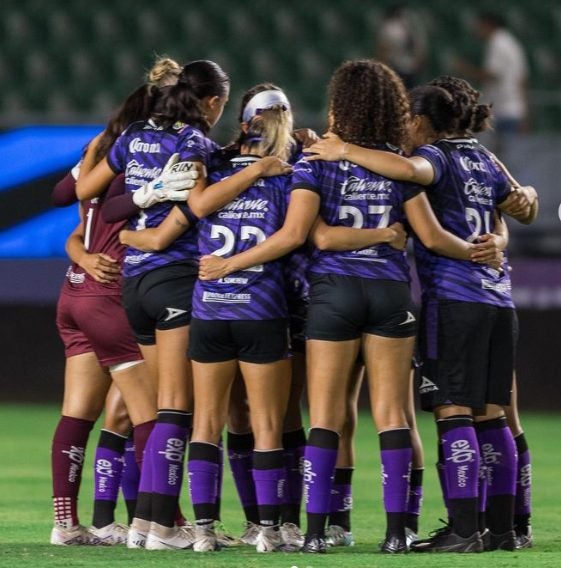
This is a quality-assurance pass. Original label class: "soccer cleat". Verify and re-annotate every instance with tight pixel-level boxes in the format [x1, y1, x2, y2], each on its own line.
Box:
[486, 529, 516, 551]
[325, 524, 355, 547]
[405, 527, 418, 550]
[380, 534, 408, 554]
[240, 521, 261, 545]
[193, 523, 219, 552]
[280, 522, 305, 551]
[127, 518, 150, 549]
[301, 534, 327, 553]
[255, 525, 283, 552]
[88, 522, 128, 545]
[50, 524, 104, 546]
[410, 519, 452, 550]
[215, 521, 240, 547]
[514, 526, 533, 549]
[145, 522, 195, 550]
[410, 529, 483, 553]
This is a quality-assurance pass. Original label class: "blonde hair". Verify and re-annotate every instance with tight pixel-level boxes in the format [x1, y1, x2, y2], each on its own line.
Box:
[146, 56, 181, 91]
[243, 106, 294, 162]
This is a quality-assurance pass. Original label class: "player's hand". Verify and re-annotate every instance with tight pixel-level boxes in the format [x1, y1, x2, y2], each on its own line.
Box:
[470, 233, 505, 269]
[132, 153, 199, 208]
[198, 254, 232, 281]
[387, 222, 407, 250]
[500, 186, 536, 218]
[293, 128, 320, 148]
[79, 252, 120, 283]
[255, 156, 292, 177]
[303, 132, 346, 161]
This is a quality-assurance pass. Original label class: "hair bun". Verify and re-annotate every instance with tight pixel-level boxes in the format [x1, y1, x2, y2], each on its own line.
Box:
[147, 57, 181, 87]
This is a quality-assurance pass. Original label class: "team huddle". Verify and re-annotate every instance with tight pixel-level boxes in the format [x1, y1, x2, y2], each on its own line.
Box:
[49, 55, 538, 554]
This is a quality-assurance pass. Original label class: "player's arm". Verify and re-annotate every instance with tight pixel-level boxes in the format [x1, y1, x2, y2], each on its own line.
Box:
[75, 156, 117, 201]
[65, 212, 120, 283]
[304, 132, 435, 185]
[404, 192, 474, 260]
[119, 206, 190, 252]
[198, 189, 320, 280]
[187, 156, 292, 218]
[311, 217, 407, 251]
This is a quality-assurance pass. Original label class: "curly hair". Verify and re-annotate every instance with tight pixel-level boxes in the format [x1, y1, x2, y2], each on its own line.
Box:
[328, 59, 410, 149]
[429, 75, 492, 134]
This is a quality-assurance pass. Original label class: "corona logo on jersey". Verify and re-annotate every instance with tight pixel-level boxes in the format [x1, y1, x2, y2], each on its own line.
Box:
[460, 156, 487, 172]
[128, 137, 161, 154]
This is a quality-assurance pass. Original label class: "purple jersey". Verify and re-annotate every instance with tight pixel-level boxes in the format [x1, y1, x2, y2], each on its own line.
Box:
[290, 150, 422, 282]
[412, 138, 514, 307]
[192, 156, 290, 320]
[107, 120, 220, 278]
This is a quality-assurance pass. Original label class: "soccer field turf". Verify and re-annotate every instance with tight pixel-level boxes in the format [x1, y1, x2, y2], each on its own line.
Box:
[1, 404, 559, 567]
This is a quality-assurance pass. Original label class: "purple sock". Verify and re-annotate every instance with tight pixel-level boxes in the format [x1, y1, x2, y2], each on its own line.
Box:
[438, 416, 479, 537]
[51, 415, 94, 528]
[282, 428, 306, 525]
[477, 417, 517, 534]
[514, 433, 531, 525]
[227, 432, 258, 523]
[253, 449, 285, 527]
[121, 436, 140, 524]
[304, 428, 339, 537]
[328, 467, 353, 531]
[189, 442, 220, 524]
[92, 429, 127, 528]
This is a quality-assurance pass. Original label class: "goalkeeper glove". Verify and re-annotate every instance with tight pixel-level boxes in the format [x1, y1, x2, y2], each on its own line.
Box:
[132, 153, 199, 209]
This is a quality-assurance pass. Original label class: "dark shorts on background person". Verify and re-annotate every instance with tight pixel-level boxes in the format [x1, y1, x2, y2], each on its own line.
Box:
[122, 263, 196, 345]
[287, 297, 309, 354]
[189, 318, 290, 364]
[418, 299, 518, 411]
[56, 291, 141, 367]
[306, 274, 417, 341]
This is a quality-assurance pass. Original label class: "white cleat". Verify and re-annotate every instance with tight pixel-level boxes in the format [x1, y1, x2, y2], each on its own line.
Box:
[280, 522, 304, 551]
[405, 526, 418, 550]
[126, 518, 150, 549]
[88, 522, 128, 545]
[50, 524, 104, 546]
[145, 522, 195, 550]
[193, 523, 219, 552]
[239, 521, 260, 545]
[256, 525, 283, 553]
[325, 524, 355, 547]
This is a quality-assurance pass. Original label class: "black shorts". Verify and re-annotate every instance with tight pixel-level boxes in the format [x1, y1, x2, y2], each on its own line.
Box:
[418, 299, 518, 412]
[306, 274, 417, 341]
[122, 264, 196, 345]
[287, 297, 309, 354]
[189, 318, 290, 364]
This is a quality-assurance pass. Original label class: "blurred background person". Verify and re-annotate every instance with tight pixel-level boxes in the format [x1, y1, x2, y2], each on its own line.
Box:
[376, 3, 427, 88]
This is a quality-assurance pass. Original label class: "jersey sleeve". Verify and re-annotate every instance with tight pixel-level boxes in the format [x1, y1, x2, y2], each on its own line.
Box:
[176, 128, 216, 168]
[51, 172, 77, 207]
[289, 158, 321, 194]
[106, 132, 127, 174]
[412, 144, 445, 186]
[401, 182, 425, 202]
[493, 167, 512, 204]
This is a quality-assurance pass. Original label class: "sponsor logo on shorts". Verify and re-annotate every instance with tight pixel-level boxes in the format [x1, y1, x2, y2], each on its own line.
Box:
[399, 311, 416, 325]
[481, 279, 511, 294]
[164, 307, 187, 321]
[202, 291, 251, 304]
[419, 376, 439, 394]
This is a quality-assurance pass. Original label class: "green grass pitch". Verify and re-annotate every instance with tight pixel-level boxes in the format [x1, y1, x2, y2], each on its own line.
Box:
[1, 404, 560, 567]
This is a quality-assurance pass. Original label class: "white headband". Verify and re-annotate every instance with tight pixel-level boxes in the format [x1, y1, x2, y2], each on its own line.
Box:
[242, 89, 291, 123]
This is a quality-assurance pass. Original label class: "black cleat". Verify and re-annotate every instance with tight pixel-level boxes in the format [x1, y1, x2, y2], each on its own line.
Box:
[410, 519, 452, 551]
[380, 534, 408, 554]
[410, 529, 483, 553]
[301, 534, 327, 553]
[485, 529, 516, 551]
[514, 526, 533, 549]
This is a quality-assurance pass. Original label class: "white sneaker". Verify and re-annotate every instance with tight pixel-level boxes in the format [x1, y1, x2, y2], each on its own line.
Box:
[256, 525, 282, 553]
[50, 524, 104, 546]
[193, 523, 218, 552]
[325, 524, 355, 547]
[280, 522, 304, 551]
[88, 522, 128, 545]
[127, 518, 150, 549]
[239, 521, 260, 545]
[145, 522, 195, 550]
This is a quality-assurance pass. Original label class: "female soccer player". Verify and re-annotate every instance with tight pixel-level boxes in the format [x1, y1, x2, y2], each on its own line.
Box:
[49, 58, 185, 546]
[198, 60, 494, 554]
[305, 77, 537, 552]
[77, 61, 290, 550]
